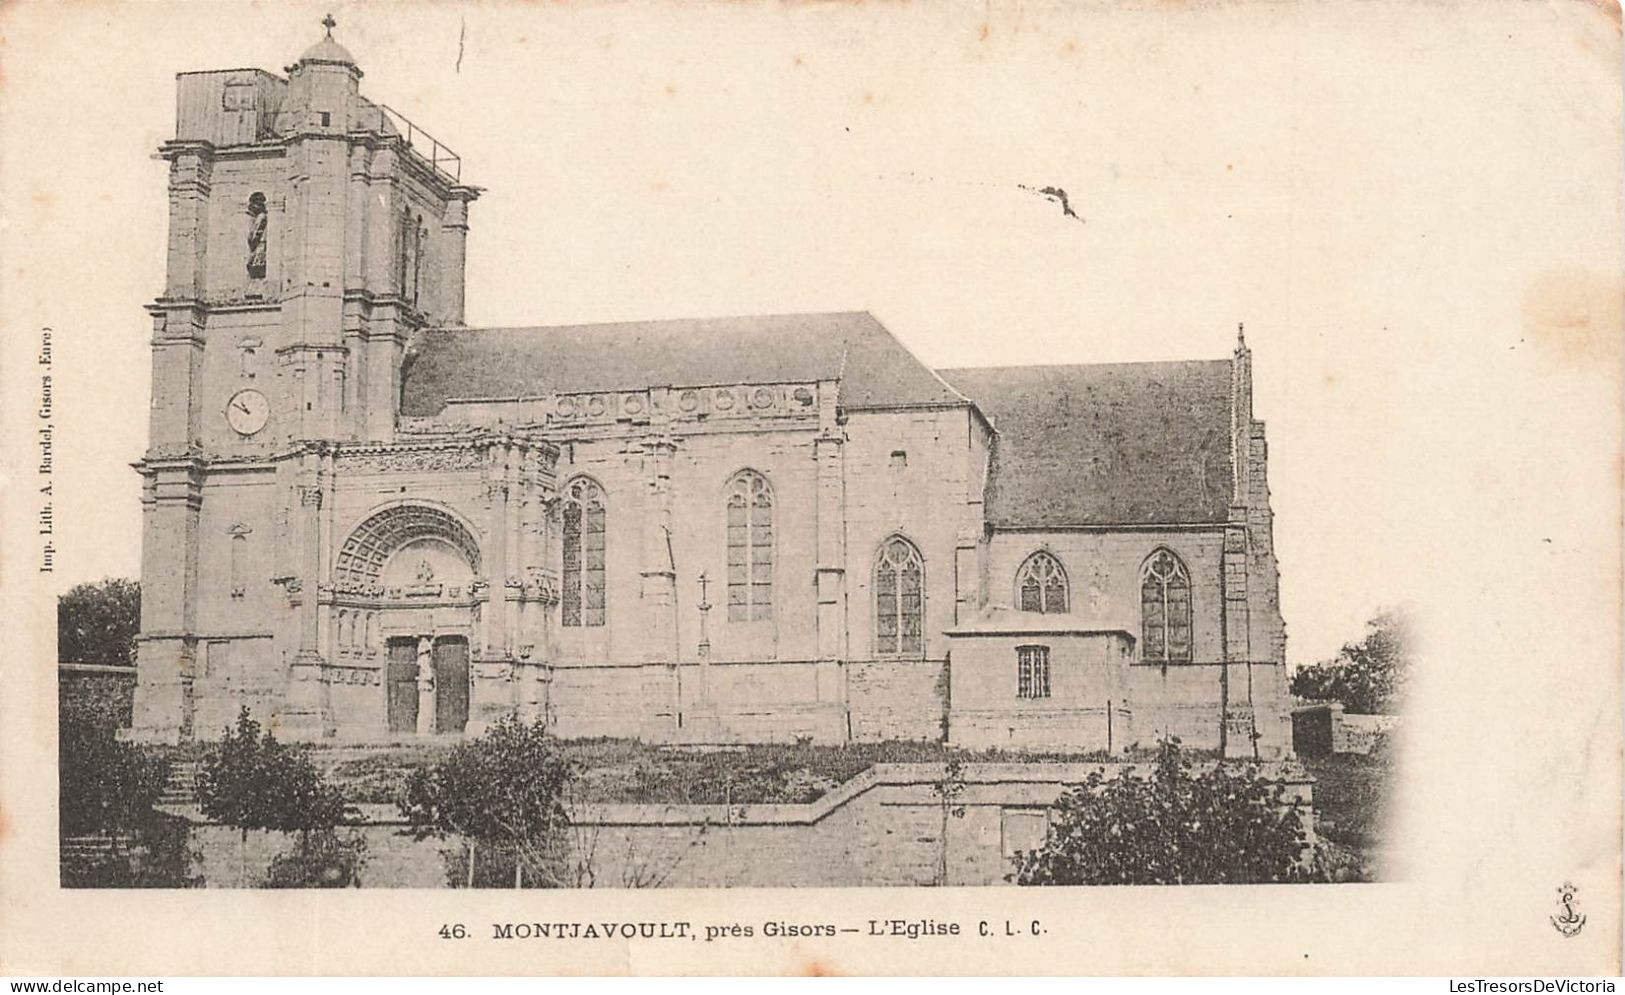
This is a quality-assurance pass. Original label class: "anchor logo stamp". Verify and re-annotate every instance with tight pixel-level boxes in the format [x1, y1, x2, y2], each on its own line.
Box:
[1550, 881, 1586, 938]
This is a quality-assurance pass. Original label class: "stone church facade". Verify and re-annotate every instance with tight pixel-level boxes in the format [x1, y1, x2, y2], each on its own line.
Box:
[129, 28, 1292, 759]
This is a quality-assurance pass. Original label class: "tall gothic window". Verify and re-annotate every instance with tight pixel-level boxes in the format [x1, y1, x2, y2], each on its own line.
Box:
[874, 535, 924, 657]
[1141, 548, 1192, 663]
[725, 470, 773, 622]
[1017, 550, 1068, 613]
[562, 477, 606, 627]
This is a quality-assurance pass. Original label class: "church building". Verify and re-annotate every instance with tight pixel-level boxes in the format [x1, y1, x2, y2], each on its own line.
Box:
[129, 25, 1292, 759]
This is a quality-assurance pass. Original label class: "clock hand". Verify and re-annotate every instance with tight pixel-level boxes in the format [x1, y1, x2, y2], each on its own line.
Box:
[233, 401, 252, 414]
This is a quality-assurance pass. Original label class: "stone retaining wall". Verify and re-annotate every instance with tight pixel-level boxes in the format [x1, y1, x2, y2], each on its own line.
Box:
[59, 663, 137, 729]
[163, 761, 1312, 888]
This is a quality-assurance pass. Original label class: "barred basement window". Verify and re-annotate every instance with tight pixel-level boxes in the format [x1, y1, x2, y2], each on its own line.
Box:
[1017, 550, 1068, 613]
[1141, 547, 1192, 663]
[725, 470, 773, 621]
[874, 535, 924, 657]
[1017, 645, 1051, 699]
[562, 477, 607, 627]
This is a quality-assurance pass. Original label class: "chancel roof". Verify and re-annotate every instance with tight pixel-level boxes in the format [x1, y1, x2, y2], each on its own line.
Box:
[399, 311, 968, 416]
[940, 360, 1236, 527]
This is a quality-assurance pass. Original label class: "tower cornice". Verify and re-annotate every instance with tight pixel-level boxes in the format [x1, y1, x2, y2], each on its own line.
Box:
[155, 138, 216, 162]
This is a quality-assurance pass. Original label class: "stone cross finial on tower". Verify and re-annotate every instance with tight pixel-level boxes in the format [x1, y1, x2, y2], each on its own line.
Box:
[293, 12, 356, 71]
[1237, 321, 1246, 348]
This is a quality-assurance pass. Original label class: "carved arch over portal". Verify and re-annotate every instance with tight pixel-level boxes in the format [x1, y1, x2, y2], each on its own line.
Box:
[334, 503, 482, 588]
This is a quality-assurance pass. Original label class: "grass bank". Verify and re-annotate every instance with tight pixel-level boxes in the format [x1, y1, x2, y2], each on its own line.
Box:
[307, 738, 1127, 806]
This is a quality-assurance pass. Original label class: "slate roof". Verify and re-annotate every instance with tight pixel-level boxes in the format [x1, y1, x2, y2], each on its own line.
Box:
[399, 312, 968, 416]
[939, 360, 1235, 527]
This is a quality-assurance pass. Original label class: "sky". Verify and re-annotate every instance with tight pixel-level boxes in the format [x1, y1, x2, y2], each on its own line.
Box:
[2, 0, 1620, 671]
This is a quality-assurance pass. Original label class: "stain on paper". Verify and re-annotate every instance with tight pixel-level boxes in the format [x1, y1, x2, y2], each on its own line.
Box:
[1521, 268, 1625, 370]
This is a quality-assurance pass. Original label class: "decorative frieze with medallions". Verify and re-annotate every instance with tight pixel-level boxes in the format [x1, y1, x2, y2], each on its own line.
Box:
[338, 446, 485, 474]
[670, 383, 818, 422]
[427, 382, 822, 431]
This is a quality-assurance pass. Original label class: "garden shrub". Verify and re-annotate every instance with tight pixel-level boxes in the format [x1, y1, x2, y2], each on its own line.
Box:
[262, 829, 368, 888]
[197, 707, 353, 886]
[399, 715, 575, 888]
[1013, 738, 1311, 885]
[59, 720, 170, 839]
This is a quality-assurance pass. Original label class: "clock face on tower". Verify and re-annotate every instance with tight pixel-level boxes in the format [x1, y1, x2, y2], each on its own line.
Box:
[225, 389, 270, 436]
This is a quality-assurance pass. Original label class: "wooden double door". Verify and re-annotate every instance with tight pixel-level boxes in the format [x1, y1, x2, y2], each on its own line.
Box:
[386, 635, 470, 734]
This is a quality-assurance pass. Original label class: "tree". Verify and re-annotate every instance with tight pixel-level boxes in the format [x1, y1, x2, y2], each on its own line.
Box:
[58, 681, 182, 887]
[933, 755, 967, 886]
[197, 707, 353, 886]
[58, 721, 170, 839]
[399, 715, 575, 888]
[1290, 606, 1414, 714]
[58, 578, 140, 667]
[1012, 739, 1311, 885]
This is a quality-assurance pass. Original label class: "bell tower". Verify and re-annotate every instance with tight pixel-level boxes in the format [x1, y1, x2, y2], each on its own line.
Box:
[145, 16, 478, 455]
[275, 15, 480, 444]
[129, 18, 480, 742]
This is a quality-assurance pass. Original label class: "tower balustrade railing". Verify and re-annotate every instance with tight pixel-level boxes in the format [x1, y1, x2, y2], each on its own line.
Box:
[360, 103, 462, 184]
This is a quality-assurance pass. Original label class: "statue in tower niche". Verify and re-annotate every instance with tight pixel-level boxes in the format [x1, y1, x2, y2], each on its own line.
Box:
[246, 192, 268, 279]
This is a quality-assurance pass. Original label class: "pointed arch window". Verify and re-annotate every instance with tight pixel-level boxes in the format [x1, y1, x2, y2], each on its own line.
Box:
[875, 536, 925, 657]
[725, 470, 773, 622]
[1141, 548, 1192, 663]
[562, 477, 606, 627]
[1017, 550, 1068, 613]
